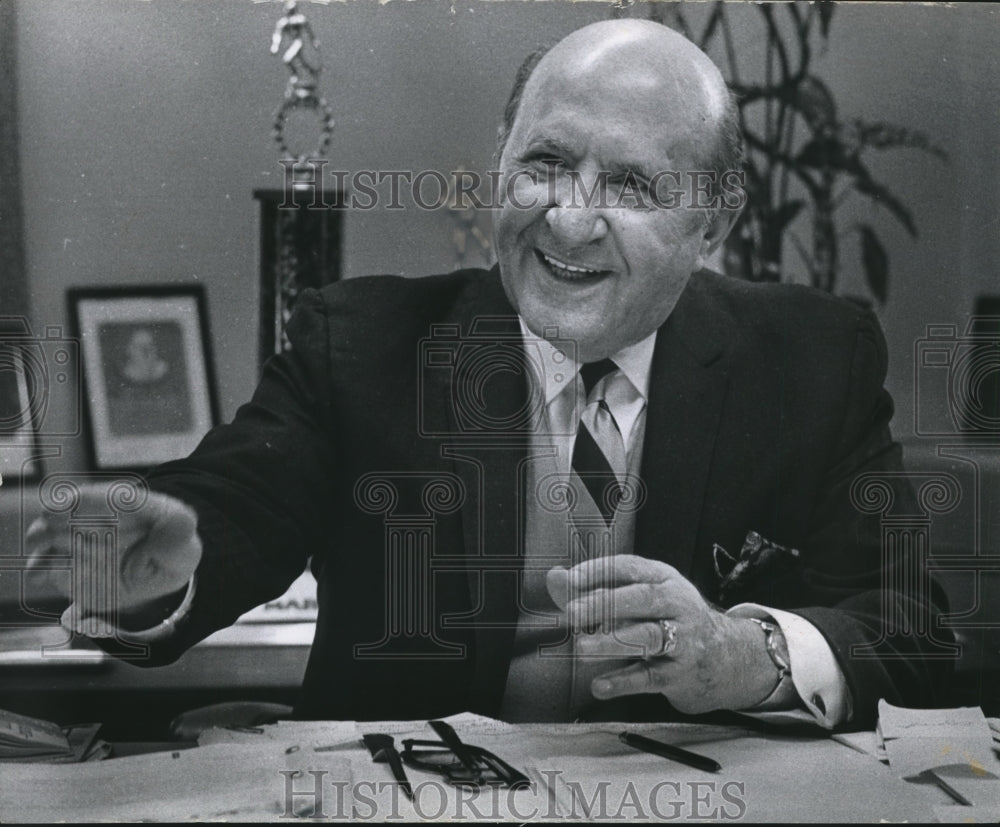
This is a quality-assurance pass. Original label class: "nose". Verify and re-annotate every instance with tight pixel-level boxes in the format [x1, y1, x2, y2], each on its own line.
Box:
[544, 200, 609, 246]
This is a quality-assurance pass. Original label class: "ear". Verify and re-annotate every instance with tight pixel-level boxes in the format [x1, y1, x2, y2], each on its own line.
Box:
[694, 205, 741, 271]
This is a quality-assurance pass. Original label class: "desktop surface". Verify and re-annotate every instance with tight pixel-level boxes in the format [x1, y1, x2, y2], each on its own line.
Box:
[0, 714, 980, 822]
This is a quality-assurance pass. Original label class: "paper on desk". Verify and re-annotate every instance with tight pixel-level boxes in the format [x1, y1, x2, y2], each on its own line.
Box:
[879, 700, 992, 740]
[3, 716, 946, 822]
[0, 741, 353, 822]
[877, 699, 1000, 777]
[351, 710, 505, 738]
[830, 729, 882, 759]
[473, 723, 936, 822]
[198, 719, 357, 749]
[935, 804, 1000, 822]
[434, 713, 755, 741]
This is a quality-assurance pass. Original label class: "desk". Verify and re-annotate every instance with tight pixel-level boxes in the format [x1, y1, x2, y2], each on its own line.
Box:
[0, 625, 311, 740]
[0, 715, 982, 822]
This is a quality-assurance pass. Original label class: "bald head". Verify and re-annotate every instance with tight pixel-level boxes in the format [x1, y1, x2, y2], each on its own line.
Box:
[544, 20, 728, 120]
[497, 19, 740, 181]
[492, 18, 744, 361]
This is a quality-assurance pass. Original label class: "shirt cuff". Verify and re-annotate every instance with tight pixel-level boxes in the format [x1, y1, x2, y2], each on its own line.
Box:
[726, 603, 853, 729]
[60, 576, 196, 643]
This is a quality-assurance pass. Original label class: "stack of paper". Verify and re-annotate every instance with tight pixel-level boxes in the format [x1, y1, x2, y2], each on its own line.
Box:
[877, 700, 1000, 819]
[877, 701, 998, 777]
[0, 708, 107, 763]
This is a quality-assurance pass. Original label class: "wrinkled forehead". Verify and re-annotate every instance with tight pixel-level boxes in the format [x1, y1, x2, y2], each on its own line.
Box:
[511, 44, 725, 166]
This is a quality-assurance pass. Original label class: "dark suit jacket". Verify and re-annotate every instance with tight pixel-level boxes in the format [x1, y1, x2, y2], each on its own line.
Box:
[144, 266, 952, 728]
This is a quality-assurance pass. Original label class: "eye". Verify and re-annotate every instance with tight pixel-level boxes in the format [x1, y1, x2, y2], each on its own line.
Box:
[523, 152, 565, 170]
[609, 170, 651, 191]
[609, 171, 654, 210]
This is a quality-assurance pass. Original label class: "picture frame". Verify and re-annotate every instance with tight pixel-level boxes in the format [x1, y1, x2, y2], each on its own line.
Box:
[0, 323, 42, 482]
[69, 285, 218, 471]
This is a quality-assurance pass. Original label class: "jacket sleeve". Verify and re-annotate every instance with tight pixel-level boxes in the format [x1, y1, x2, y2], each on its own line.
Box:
[784, 309, 954, 727]
[122, 289, 340, 665]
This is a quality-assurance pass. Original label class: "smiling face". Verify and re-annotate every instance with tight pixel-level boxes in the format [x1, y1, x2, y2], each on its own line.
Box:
[494, 20, 734, 362]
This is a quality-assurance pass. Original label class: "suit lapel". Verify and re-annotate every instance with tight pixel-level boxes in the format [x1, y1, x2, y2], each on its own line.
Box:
[433, 268, 529, 715]
[634, 273, 731, 579]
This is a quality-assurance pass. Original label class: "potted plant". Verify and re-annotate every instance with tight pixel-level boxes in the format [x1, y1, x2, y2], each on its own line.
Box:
[651, 2, 947, 305]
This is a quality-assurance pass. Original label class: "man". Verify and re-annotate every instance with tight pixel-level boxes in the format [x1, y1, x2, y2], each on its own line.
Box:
[26, 19, 950, 729]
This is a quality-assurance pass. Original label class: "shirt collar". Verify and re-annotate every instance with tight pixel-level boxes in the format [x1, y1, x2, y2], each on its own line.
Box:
[517, 318, 657, 406]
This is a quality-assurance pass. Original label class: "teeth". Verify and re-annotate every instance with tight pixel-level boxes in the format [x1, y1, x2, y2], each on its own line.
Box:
[542, 253, 601, 275]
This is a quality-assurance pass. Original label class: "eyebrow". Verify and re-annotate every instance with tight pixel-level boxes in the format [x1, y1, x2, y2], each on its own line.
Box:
[604, 158, 658, 183]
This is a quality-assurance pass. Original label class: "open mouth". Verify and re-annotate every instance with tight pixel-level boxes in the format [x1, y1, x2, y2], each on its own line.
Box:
[536, 250, 610, 283]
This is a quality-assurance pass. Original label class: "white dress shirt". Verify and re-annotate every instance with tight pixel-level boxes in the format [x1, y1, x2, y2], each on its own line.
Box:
[517, 319, 851, 728]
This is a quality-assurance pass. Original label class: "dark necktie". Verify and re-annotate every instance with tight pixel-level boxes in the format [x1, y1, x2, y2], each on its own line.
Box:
[572, 359, 626, 525]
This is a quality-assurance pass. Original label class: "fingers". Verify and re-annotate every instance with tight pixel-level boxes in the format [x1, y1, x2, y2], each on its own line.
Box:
[146, 493, 199, 547]
[548, 556, 682, 617]
[576, 621, 672, 661]
[545, 566, 570, 611]
[25, 517, 61, 568]
[25, 516, 77, 602]
[566, 555, 677, 594]
[119, 494, 201, 599]
[566, 581, 691, 626]
[23, 517, 72, 602]
[25, 516, 50, 549]
[591, 659, 672, 700]
[23, 487, 202, 611]
[558, 556, 707, 631]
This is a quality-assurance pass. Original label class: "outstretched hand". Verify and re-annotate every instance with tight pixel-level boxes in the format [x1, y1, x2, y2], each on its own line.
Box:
[25, 486, 201, 625]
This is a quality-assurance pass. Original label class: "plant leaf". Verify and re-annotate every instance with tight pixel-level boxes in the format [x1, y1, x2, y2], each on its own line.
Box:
[653, 3, 691, 38]
[735, 76, 837, 132]
[854, 176, 918, 237]
[795, 136, 861, 175]
[851, 119, 949, 160]
[818, 0, 835, 39]
[699, 2, 723, 50]
[789, 75, 838, 131]
[730, 82, 780, 105]
[772, 199, 806, 232]
[858, 224, 889, 304]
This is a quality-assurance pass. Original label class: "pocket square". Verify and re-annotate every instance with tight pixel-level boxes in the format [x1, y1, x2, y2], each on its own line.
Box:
[712, 530, 801, 604]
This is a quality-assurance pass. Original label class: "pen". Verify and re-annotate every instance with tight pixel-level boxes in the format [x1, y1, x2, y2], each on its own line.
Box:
[923, 769, 972, 807]
[619, 731, 722, 773]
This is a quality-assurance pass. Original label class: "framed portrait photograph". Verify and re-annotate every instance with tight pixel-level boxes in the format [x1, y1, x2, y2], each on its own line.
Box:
[0, 332, 42, 482]
[69, 285, 218, 471]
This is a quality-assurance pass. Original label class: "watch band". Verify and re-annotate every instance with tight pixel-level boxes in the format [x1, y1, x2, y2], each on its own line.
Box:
[749, 616, 792, 686]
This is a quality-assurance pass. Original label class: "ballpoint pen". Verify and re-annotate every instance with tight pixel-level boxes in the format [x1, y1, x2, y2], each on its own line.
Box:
[619, 731, 722, 773]
[922, 769, 972, 807]
[362, 733, 415, 800]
